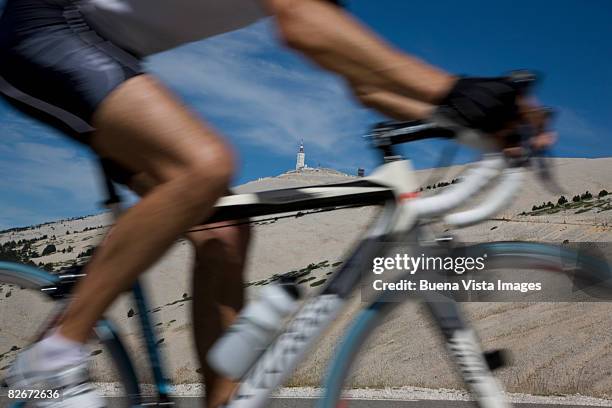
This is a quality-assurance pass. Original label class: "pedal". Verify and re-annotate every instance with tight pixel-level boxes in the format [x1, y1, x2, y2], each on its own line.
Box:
[484, 349, 510, 371]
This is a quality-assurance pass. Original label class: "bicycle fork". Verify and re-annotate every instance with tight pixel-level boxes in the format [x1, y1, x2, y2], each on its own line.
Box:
[425, 299, 510, 408]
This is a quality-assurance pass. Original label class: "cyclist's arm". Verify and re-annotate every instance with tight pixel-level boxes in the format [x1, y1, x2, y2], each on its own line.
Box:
[349, 84, 434, 120]
[265, 0, 455, 107]
[266, 0, 554, 149]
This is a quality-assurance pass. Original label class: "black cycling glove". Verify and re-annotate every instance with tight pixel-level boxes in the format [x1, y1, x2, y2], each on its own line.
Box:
[437, 76, 525, 133]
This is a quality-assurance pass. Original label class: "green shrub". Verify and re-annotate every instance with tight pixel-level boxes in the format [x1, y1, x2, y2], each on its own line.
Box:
[42, 244, 56, 256]
[77, 247, 94, 258]
[0, 246, 22, 263]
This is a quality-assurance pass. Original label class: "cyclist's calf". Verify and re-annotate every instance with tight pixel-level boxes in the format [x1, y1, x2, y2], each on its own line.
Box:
[187, 220, 250, 313]
[187, 221, 251, 407]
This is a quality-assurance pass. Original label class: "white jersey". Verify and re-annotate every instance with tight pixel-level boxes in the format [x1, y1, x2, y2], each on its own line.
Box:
[78, 0, 269, 56]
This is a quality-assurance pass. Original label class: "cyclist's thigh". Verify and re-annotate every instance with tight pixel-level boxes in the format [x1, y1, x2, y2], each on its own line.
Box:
[0, 0, 232, 185]
[0, 0, 229, 186]
[90, 74, 234, 185]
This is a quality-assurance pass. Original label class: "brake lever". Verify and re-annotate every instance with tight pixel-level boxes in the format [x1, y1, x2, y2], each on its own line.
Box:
[508, 106, 564, 194]
[508, 136, 564, 195]
[528, 107, 564, 194]
[532, 149, 565, 194]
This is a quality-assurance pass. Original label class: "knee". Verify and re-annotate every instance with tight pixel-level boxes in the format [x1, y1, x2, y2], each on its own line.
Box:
[189, 221, 251, 260]
[191, 139, 236, 187]
[181, 139, 237, 201]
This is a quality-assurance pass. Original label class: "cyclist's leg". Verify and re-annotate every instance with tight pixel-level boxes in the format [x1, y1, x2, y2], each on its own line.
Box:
[187, 223, 251, 407]
[108, 171, 250, 407]
[1, 0, 237, 402]
[59, 74, 236, 343]
[113, 169, 250, 406]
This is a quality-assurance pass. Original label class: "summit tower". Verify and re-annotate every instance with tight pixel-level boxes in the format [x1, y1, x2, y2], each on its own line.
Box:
[296, 140, 305, 171]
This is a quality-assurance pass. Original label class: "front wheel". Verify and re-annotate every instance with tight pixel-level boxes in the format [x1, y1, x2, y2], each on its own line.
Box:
[319, 298, 509, 408]
[318, 241, 611, 408]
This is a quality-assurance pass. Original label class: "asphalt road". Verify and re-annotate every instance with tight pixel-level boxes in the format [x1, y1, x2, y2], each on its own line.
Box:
[265, 399, 595, 408]
[0, 396, 599, 408]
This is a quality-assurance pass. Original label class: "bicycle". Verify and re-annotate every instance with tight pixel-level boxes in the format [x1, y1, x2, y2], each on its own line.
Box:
[1, 75, 610, 408]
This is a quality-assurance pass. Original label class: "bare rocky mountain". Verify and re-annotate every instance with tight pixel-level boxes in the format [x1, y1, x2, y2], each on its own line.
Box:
[1, 158, 611, 398]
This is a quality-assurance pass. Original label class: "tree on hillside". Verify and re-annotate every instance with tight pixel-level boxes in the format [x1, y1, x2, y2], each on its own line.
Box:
[581, 191, 593, 200]
[78, 247, 94, 258]
[572, 195, 581, 203]
[599, 190, 609, 198]
[0, 246, 22, 263]
[42, 244, 57, 256]
[558, 196, 568, 205]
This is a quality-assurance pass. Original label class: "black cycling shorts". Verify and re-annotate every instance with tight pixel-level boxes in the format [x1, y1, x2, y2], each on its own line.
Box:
[0, 0, 144, 143]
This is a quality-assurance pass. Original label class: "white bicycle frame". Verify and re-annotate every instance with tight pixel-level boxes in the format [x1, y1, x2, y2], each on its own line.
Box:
[213, 140, 523, 408]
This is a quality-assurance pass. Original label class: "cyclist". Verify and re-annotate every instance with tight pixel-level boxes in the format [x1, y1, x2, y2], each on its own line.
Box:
[0, 0, 553, 406]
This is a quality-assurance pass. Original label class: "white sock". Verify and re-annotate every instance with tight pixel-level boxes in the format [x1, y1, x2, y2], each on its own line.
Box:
[33, 330, 89, 371]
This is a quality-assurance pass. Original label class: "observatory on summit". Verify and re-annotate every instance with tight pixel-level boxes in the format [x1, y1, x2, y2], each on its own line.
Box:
[289, 139, 359, 177]
[295, 139, 306, 171]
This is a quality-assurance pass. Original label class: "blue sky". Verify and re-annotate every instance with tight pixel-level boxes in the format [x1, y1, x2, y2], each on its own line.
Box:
[1, 0, 611, 228]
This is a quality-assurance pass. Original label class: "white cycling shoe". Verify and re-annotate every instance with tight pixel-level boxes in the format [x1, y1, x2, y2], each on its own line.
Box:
[6, 346, 106, 408]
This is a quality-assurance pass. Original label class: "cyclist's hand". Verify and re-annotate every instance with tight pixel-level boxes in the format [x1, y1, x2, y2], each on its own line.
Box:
[498, 98, 556, 157]
[436, 73, 555, 153]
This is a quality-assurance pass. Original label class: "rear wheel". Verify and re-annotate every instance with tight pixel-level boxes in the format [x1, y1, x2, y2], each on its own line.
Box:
[0, 262, 141, 407]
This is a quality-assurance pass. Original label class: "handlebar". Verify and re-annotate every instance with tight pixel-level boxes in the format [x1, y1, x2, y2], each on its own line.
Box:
[411, 155, 505, 217]
[443, 167, 524, 227]
[366, 114, 550, 227]
[368, 70, 554, 228]
[367, 120, 454, 149]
